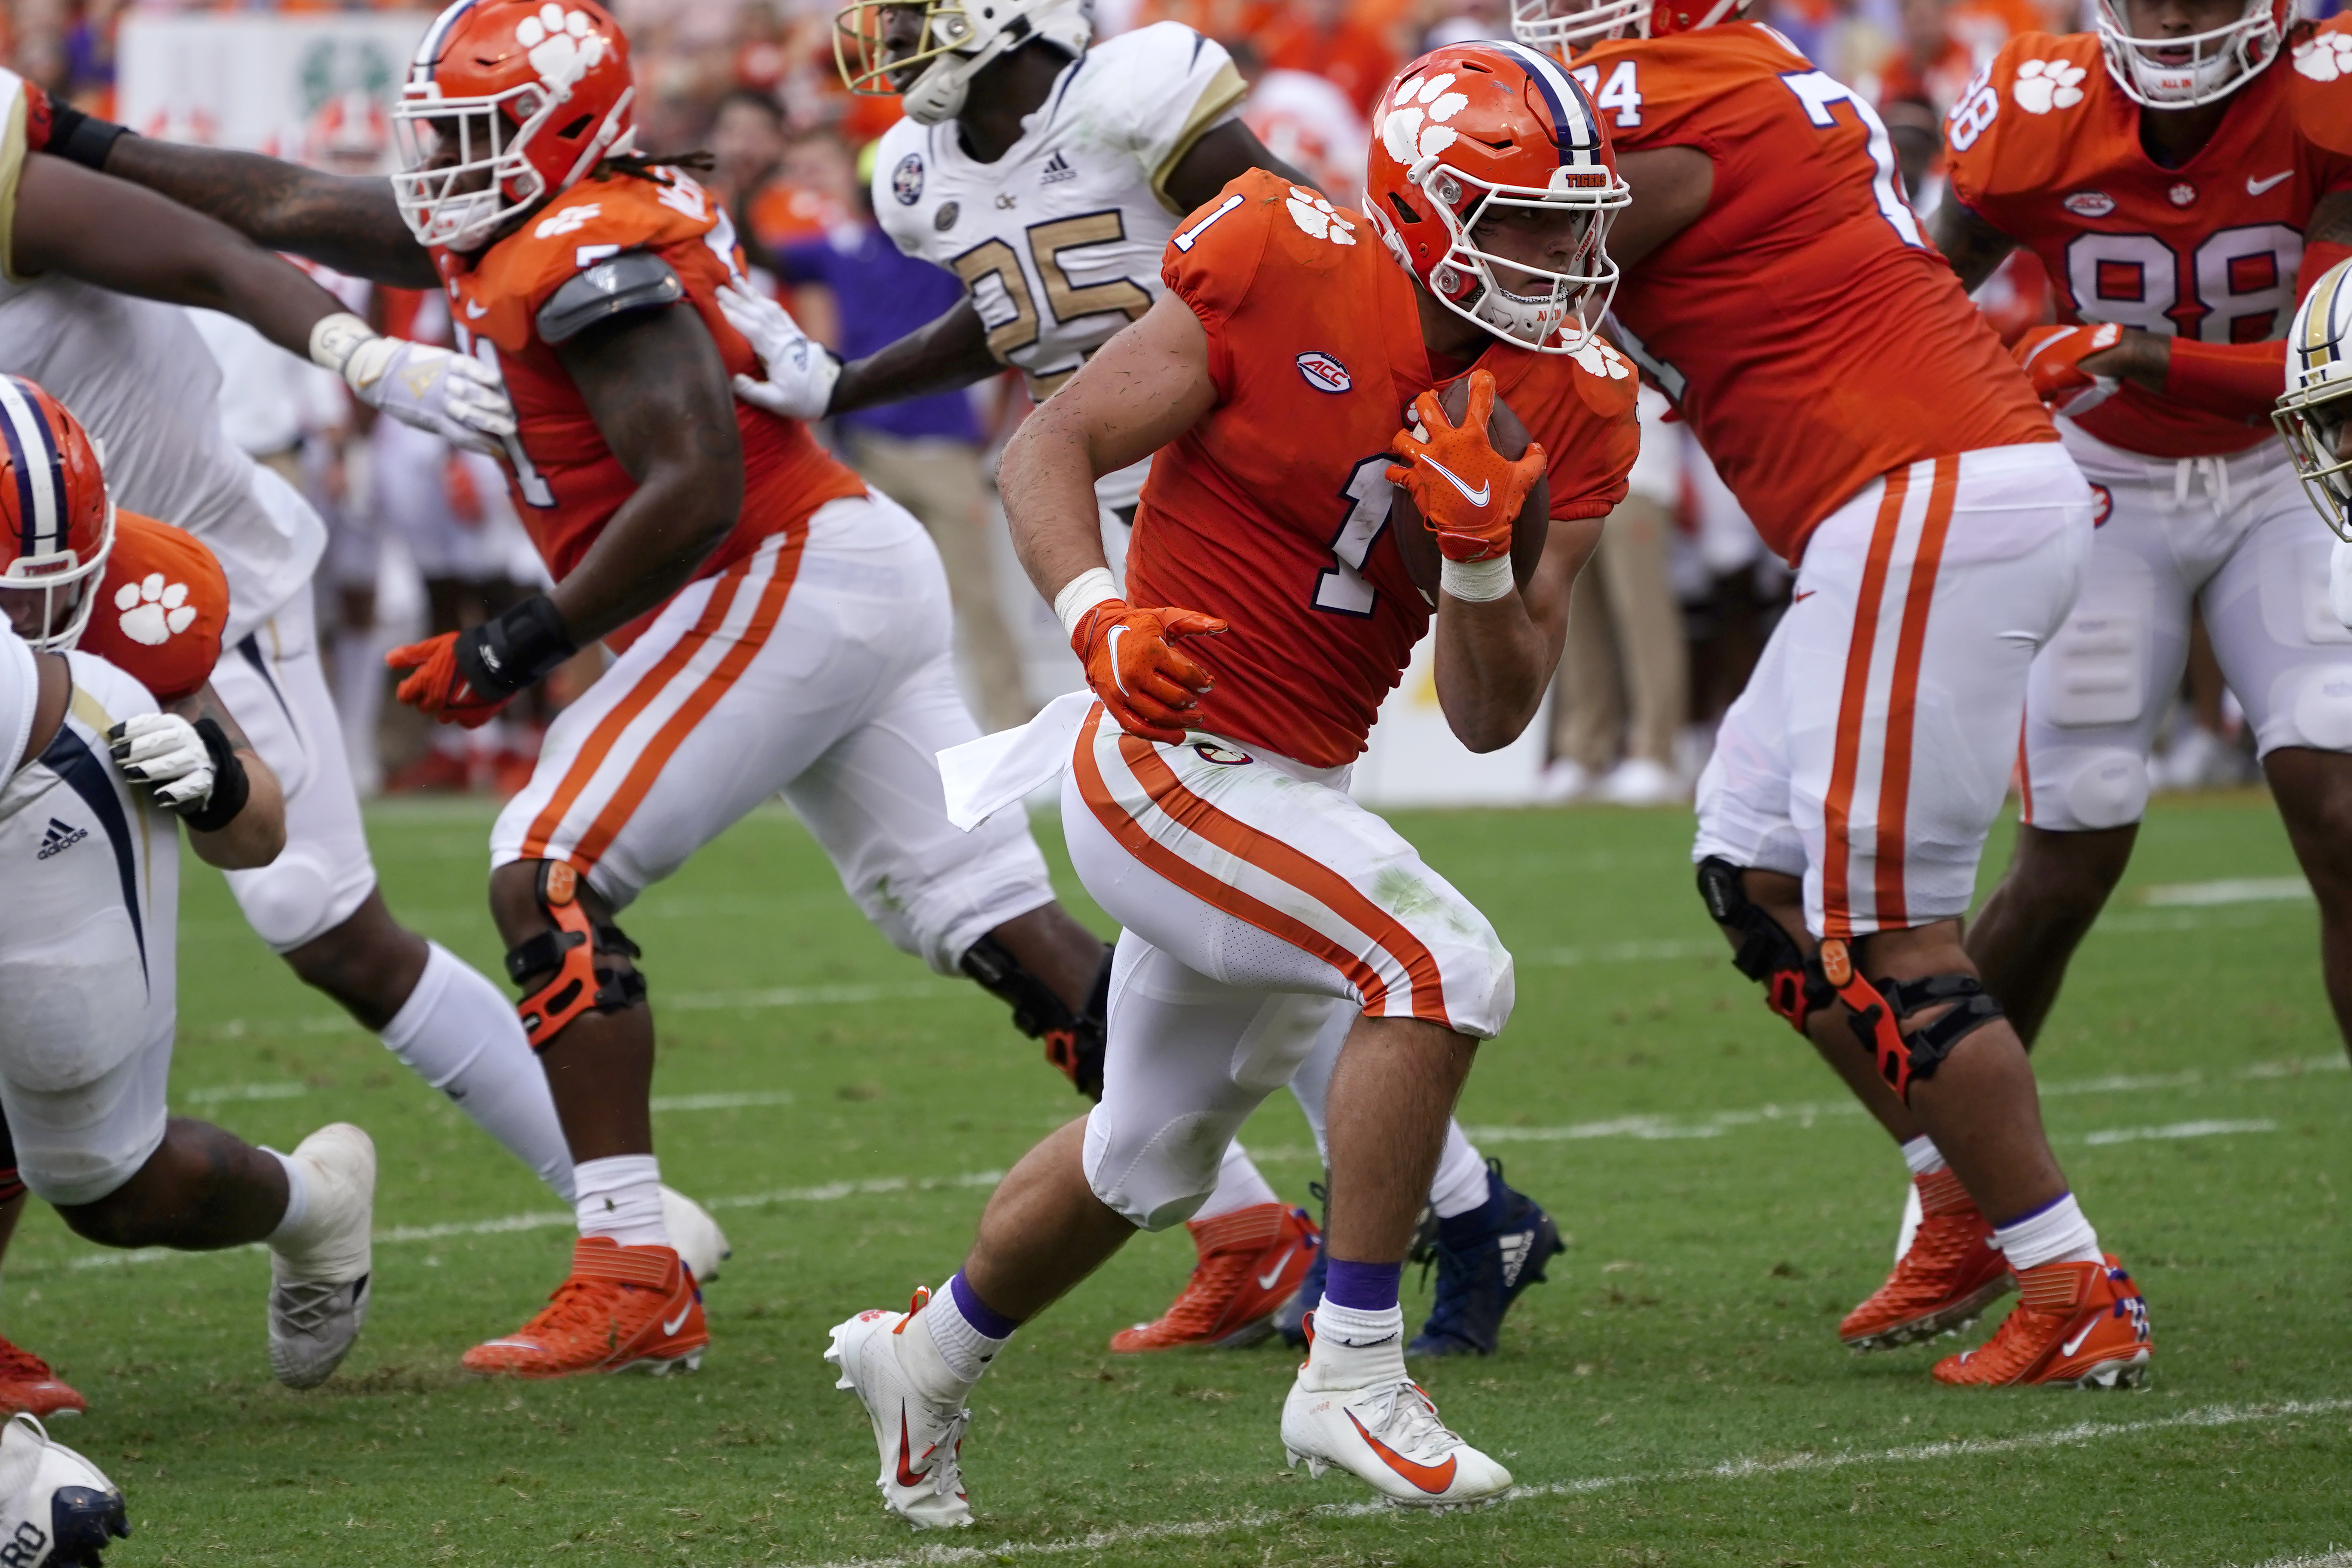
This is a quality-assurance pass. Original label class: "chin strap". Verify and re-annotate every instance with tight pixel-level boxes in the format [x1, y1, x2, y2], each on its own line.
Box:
[508, 861, 644, 1051]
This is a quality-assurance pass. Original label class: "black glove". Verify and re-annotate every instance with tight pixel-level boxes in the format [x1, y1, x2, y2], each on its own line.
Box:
[453, 595, 578, 702]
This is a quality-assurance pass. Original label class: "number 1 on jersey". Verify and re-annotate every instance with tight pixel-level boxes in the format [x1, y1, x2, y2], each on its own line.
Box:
[1314, 455, 1395, 617]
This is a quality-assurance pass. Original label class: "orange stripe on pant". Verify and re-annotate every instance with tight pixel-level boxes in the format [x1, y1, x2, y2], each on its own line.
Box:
[1118, 736, 1453, 1027]
[1820, 465, 1911, 940]
[565, 539, 807, 873]
[1869, 456, 1959, 929]
[1071, 718, 1403, 1021]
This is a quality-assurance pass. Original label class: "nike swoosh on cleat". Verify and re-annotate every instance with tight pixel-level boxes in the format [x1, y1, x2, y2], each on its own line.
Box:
[1345, 1411, 1457, 1494]
[1256, 1247, 1298, 1292]
[2247, 170, 2293, 196]
[896, 1406, 929, 1488]
[663, 1304, 693, 1336]
[1417, 455, 1492, 509]
[465, 300, 490, 318]
[2060, 1323, 2096, 1358]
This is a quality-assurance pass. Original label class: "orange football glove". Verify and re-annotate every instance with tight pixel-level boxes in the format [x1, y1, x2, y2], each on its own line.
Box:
[386, 633, 510, 729]
[1070, 599, 1228, 745]
[2014, 322, 2123, 417]
[1385, 369, 1547, 564]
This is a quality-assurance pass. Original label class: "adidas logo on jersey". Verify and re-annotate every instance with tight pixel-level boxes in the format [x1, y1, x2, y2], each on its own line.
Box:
[36, 818, 86, 860]
[1039, 151, 1078, 186]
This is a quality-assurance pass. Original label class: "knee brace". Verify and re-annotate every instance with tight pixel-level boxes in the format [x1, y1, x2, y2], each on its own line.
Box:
[1815, 938, 2006, 1103]
[960, 935, 1109, 1100]
[505, 861, 644, 1051]
[1696, 857, 1833, 1034]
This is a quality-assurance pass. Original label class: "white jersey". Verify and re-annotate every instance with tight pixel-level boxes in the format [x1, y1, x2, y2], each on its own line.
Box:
[872, 23, 1245, 511]
[0, 75, 325, 645]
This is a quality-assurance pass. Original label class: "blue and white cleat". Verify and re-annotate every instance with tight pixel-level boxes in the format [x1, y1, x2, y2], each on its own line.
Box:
[1408, 1161, 1564, 1358]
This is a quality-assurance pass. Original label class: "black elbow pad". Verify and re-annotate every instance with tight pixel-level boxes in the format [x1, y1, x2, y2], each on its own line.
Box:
[535, 251, 685, 345]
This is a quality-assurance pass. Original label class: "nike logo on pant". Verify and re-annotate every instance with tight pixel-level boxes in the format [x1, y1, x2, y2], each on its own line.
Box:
[1417, 454, 1492, 509]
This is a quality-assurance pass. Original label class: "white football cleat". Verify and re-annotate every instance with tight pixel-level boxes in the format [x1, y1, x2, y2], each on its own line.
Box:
[825, 1291, 973, 1530]
[0, 1412, 130, 1565]
[266, 1123, 375, 1390]
[1282, 1361, 1511, 1508]
[659, 1186, 732, 1286]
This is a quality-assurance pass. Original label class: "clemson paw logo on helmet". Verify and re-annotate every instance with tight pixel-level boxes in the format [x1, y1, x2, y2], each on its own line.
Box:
[1567, 337, 1632, 380]
[2010, 59, 2087, 113]
[1285, 186, 1357, 245]
[116, 574, 195, 647]
[515, 3, 608, 92]
[1381, 71, 1471, 167]
[2294, 33, 2352, 81]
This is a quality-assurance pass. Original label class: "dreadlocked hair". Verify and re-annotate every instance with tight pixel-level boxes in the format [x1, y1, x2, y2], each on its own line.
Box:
[597, 150, 717, 183]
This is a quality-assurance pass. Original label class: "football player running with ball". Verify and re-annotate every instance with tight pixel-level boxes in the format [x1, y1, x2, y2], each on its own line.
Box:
[1516, 0, 2154, 1386]
[826, 44, 1638, 1521]
[72, 0, 1123, 1380]
[0, 377, 378, 1401]
[1930, 3, 2352, 1082]
[725, 0, 1573, 1361]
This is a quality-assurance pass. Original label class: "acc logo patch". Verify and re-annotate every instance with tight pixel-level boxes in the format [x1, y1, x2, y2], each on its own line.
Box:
[892, 153, 925, 206]
[2089, 482, 2112, 527]
[2063, 190, 2115, 218]
[1193, 743, 1252, 766]
[1296, 351, 1351, 393]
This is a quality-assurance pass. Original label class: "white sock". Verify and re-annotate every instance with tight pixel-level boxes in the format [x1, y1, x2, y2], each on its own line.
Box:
[1303, 1300, 1407, 1390]
[1188, 1141, 1280, 1222]
[1900, 1135, 1946, 1178]
[1428, 1123, 1491, 1220]
[265, 1147, 312, 1243]
[383, 941, 576, 1202]
[574, 1154, 669, 1247]
[1992, 1192, 2101, 1272]
[922, 1279, 1013, 1389]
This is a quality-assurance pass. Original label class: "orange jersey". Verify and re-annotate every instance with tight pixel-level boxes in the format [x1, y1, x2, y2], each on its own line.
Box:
[1131, 171, 1639, 769]
[1573, 23, 2053, 561]
[76, 512, 229, 705]
[1943, 21, 2352, 458]
[435, 170, 867, 612]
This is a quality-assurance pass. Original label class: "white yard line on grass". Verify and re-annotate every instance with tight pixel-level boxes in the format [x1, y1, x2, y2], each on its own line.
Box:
[772, 1397, 2352, 1568]
[2082, 1119, 2279, 1146]
[2235, 1553, 2352, 1568]
[2141, 877, 2313, 907]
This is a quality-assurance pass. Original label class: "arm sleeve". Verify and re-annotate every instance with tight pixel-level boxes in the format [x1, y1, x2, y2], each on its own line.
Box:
[1103, 25, 1250, 211]
[2162, 339, 2290, 422]
[1160, 173, 1279, 401]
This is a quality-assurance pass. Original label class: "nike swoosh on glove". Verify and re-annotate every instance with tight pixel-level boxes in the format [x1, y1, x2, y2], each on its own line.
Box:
[107, 712, 216, 810]
[1385, 369, 1546, 563]
[385, 633, 510, 728]
[2014, 322, 2123, 418]
[718, 281, 842, 422]
[342, 335, 518, 455]
[1070, 600, 1228, 745]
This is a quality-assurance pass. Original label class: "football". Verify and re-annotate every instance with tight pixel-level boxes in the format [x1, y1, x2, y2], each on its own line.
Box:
[1389, 375, 1550, 601]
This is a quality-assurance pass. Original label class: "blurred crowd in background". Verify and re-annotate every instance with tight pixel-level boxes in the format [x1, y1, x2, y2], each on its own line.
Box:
[8, 0, 2336, 803]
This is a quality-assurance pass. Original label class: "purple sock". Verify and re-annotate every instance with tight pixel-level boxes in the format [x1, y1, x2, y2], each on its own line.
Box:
[1322, 1259, 1403, 1312]
[947, 1271, 1023, 1339]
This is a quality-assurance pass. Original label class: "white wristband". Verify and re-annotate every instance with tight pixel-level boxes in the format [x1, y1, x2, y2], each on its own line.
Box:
[309, 312, 376, 378]
[1053, 567, 1122, 638]
[1440, 555, 1515, 603]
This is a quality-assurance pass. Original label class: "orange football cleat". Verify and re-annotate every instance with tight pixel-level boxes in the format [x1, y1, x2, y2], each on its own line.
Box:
[462, 1237, 706, 1379]
[1933, 1253, 2152, 1388]
[1840, 1168, 2012, 1351]
[0, 1335, 84, 1419]
[1110, 1203, 1319, 1352]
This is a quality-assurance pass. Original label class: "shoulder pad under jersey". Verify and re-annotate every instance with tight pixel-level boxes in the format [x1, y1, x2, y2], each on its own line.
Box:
[535, 251, 685, 346]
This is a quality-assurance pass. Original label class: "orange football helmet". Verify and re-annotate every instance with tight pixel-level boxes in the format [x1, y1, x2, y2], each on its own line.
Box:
[1363, 42, 1630, 355]
[391, 0, 637, 251]
[1511, 0, 1745, 55]
[0, 377, 114, 653]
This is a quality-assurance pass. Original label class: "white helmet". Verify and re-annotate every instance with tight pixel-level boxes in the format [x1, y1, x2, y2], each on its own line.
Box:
[1510, 0, 1746, 55]
[834, 0, 1094, 125]
[0, 1413, 130, 1566]
[2276, 257, 2352, 539]
[2094, 0, 2291, 108]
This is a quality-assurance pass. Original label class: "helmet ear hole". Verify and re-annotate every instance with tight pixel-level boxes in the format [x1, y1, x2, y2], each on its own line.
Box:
[558, 113, 594, 138]
[1386, 192, 1423, 225]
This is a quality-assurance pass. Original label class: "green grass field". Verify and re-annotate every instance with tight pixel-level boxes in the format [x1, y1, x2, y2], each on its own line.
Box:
[6, 793, 2348, 1567]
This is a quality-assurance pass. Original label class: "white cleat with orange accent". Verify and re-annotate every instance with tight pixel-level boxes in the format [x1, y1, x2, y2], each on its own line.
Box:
[825, 1291, 974, 1530]
[1280, 1317, 1511, 1509]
